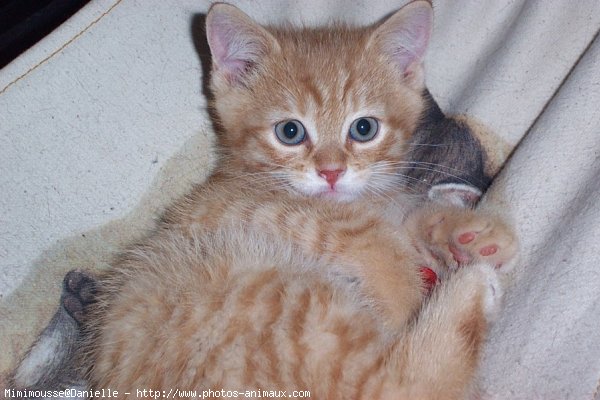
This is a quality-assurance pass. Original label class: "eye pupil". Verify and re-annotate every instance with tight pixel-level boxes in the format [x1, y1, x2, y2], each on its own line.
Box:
[283, 121, 298, 139]
[356, 119, 371, 136]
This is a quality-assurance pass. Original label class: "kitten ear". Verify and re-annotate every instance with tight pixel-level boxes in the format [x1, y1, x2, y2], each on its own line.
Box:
[370, 0, 432, 87]
[428, 183, 482, 208]
[206, 3, 279, 84]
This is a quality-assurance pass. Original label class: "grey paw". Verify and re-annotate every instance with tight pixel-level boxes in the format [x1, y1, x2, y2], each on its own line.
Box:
[61, 269, 97, 325]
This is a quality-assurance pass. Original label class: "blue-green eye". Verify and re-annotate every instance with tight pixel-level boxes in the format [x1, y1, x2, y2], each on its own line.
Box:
[349, 117, 379, 142]
[275, 120, 306, 145]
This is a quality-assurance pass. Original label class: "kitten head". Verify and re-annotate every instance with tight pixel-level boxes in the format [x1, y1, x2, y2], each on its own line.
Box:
[206, 1, 432, 201]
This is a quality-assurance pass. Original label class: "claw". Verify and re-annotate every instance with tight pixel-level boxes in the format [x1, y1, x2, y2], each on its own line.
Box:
[419, 266, 438, 294]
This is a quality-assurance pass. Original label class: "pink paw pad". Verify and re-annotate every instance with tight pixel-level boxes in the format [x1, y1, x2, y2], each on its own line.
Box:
[458, 232, 476, 244]
[479, 245, 498, 256]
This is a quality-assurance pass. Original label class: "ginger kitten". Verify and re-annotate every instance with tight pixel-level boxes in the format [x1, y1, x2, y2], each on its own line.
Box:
[11, 2, 517, 399]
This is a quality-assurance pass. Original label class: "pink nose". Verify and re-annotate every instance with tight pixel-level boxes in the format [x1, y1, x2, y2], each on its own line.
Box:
[318, 169, 345, 187]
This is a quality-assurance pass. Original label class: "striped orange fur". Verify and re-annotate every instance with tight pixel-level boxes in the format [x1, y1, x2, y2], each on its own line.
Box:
[84, 2, 518, 399]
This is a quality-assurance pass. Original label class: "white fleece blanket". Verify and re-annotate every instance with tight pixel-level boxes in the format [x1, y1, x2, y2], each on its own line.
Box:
[1, 1, 599, 398]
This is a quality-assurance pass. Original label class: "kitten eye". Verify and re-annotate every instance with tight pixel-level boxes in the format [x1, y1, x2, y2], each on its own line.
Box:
[274, 120, 306, 145]
[349, 117, 379, 142]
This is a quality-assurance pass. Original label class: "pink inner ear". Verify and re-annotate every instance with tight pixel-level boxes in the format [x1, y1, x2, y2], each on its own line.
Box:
[207, 16, 245, 77]
[393, 25, 429, 72]
[207, 19, 230, 68]
[380, 4, 432, 73]
[206, 9, 269, 82]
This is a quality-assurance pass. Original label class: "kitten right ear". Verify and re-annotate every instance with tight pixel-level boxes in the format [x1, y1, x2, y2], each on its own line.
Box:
[206, 3, 279, 84]
[370, 0, 432, 88]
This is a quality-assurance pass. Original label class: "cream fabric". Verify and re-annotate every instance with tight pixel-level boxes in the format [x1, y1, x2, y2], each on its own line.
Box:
[1, 1, 599, 397]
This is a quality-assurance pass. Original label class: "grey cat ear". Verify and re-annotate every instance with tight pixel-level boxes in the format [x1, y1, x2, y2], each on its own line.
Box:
[370, 0, 432, 87]
[428, 183, 482, 208]
[206, 3, 279, 84]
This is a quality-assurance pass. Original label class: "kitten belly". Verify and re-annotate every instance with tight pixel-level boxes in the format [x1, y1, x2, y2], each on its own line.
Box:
[91, 255, 388, 398]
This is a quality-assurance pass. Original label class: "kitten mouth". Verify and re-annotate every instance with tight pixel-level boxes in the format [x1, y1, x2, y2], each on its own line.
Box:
[315, 187, 359, 202]
[291, 179, 363, 202]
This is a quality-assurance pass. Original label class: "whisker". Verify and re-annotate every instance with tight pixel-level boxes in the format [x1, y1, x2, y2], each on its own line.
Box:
[373, 160, 469, 174]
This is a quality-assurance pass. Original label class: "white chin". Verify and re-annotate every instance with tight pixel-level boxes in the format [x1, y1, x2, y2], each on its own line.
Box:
[320, 190, 359, 202]
[295, 187, 360, 202]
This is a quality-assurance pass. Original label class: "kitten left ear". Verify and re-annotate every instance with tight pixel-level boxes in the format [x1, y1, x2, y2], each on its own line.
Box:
[370, 0, 432, 88]
[206, 3, 279, 85]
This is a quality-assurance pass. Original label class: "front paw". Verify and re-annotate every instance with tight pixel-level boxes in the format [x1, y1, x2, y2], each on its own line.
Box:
[424, 209, 518, 271]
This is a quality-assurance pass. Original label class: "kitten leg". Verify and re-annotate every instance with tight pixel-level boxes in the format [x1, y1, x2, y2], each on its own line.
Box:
[385, 209, 517, 399]
[313, 207, 514, 331]
[390, 262, 506, 400]
[11, 270, 96, 398]
[314, 224, 426, 331]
